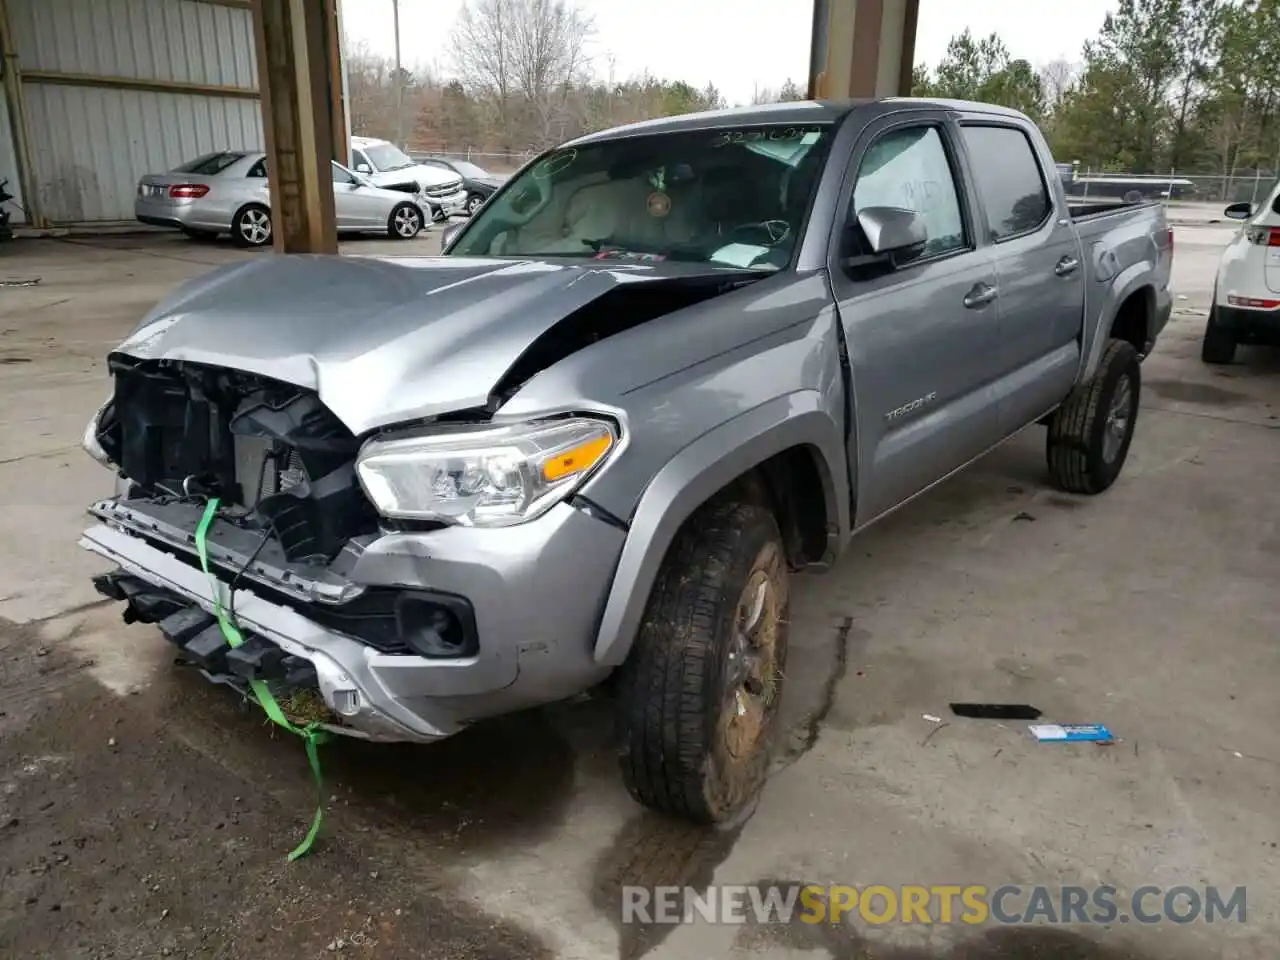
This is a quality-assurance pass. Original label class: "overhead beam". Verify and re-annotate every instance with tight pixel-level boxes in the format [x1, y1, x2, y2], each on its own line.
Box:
[809, 0, 919, 100]
[251, 0, 338, 253]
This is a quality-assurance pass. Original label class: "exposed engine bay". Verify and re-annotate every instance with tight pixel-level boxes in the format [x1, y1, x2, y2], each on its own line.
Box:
[93, 354, 379, 565]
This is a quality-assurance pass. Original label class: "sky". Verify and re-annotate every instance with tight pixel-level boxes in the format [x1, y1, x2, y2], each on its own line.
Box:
[342, 0, 1119, 106]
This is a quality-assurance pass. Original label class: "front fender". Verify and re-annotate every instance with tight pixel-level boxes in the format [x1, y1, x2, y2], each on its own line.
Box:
[591, 392, 848, 666]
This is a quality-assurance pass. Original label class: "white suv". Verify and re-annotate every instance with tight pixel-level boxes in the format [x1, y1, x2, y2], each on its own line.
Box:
[350, 136, 468, 221]
[1205, 179, 1280, 363]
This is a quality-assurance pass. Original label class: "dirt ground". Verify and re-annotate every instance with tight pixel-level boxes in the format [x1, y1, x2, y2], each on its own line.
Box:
[1, 225, 1278, 960]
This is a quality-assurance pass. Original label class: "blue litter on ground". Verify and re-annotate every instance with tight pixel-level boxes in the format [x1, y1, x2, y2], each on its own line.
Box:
[1028, 723, 1116, 743]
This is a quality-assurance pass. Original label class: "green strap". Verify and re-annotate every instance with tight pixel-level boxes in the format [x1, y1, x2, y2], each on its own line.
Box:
[195, 498, 331, 860]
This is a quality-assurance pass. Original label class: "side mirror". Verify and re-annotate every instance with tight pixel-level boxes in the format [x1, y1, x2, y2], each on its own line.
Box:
[355, 163, 372, 175]
[850, 207, 928, 269]
[441, 222, 463, 249]
[1224, 201, 1252, 220]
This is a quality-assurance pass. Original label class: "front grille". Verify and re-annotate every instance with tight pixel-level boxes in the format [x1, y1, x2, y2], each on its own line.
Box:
[425, 179, 462, 198]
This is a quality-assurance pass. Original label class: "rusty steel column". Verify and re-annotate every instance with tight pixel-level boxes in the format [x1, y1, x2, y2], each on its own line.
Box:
[809, 0, 919, 100]
[251, 0, 338, 253]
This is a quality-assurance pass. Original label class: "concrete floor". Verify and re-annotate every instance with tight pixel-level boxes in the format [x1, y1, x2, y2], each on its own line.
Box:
[1, 224, 1277, 959]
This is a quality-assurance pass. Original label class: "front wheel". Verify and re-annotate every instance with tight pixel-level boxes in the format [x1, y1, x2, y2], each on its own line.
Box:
[1046, 339, 1141, 495]
[465, 193, 484, 216]
[231, 204, 272, 247]
[388, 202, 423, 239]
[616, 498, 790, 824]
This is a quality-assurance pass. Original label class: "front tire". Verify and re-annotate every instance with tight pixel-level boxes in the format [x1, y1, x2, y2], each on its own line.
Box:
[1201, 307, 1237, 364]
[1047, 339, 1141, 495]
[388, 202, 423, 239]
[616, 498, 790, 824]
[465, 193, 484, 216]
[231, 204, 271, 247]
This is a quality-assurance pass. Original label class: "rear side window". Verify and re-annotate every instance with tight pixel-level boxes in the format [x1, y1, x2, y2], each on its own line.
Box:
[175, 152, 245, 176]
[246, 159, 267, 178]
[961, 126, 1051, 240]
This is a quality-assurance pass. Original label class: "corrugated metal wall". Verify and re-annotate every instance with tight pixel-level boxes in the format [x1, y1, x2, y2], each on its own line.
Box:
[0, 95, 23, 218]
[7, 0, 264, 223]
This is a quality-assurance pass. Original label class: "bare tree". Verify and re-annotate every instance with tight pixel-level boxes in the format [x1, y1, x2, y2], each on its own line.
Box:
[451, 0, 593, 149]
[1039, 58, 1080, 109]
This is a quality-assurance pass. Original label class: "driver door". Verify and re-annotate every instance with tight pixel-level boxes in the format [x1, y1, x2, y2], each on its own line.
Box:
[331, 162, 381, 229]
[828, 113, 1003, 527]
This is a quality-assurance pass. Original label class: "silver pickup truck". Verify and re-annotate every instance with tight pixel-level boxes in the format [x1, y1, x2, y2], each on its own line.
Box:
[80, 98, 1172, 825]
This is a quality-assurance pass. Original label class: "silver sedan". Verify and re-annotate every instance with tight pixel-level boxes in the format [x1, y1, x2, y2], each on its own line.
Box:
[135, 151, 429, 246]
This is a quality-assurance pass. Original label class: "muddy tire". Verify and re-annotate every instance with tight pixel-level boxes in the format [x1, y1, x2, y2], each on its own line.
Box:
[616, 498, 790, 824]
[1046, 339, 1140, 495]
[1201, 307, 1237, 364]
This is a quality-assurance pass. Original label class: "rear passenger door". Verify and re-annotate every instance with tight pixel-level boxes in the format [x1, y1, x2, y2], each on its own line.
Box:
[828, 114, 1003, 527]
[958, 122, 1083, 434]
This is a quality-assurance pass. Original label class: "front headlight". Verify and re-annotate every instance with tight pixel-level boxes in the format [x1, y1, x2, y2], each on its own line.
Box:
[82, 399, 113, 468]
[355, 418, 617, 527]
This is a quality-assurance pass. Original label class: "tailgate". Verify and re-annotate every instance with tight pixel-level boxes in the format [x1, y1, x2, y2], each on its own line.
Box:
[1263, 225, 1280, 294]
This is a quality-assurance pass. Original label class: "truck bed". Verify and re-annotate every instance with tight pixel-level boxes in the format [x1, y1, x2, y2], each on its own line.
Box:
[1068, 199, 1160, 222]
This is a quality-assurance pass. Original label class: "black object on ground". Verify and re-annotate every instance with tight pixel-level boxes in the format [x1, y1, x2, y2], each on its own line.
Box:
[949, 703, 1043, 720]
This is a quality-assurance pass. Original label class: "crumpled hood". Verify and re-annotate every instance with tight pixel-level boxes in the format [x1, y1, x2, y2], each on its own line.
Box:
[114, 254, 698, 434]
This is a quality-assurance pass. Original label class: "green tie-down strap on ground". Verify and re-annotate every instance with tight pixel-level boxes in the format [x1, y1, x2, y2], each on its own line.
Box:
[195, 498, 333, 861]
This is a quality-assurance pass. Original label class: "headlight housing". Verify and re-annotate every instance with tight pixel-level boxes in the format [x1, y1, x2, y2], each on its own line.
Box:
[355, 417, 618, 527]
[82, 399, 113, 468]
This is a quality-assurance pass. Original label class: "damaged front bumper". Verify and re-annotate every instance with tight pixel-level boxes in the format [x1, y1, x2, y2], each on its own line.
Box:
[81, 497, 626, 743]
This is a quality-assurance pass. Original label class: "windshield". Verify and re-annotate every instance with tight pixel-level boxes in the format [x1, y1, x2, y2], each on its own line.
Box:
[365, 142, 415, 172]
[174, 152, 244, 175]
[448, 123, 834, 271]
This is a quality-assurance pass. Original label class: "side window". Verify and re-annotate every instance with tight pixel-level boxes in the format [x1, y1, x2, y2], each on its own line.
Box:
[961, 125, 1051, 240]
[851, 126, 966, 259]
[331, 162, 356, 184]
[246, 159, 266, 179]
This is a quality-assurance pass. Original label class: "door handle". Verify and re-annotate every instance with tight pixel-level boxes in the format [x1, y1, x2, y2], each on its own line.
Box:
[963, 283, 998, 309]
[1055, 256, 1080, 277]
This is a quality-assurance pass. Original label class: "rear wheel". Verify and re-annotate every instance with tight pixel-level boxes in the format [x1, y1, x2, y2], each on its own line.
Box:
[231, 204, 271, 247]
[1046, 339, 1141, 495]
[1201, 307, 1237, 364]
[388, 202, 423, 239]
[616, 498, 790, 824]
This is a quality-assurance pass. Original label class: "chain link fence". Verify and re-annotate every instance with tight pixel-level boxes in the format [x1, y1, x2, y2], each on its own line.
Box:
[1062, 167, 1278, 205]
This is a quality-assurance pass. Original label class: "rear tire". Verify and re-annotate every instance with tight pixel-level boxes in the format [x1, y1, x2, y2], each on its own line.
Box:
[1201, 307, 1237, 364]
[388, 202, 423, 239]
[616, 498, 790, 824]
[231, 204, 271, 248]
[1046, 339, 1141, 495]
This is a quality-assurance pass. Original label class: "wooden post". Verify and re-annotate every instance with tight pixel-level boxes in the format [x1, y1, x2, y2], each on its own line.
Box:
[809, 0, 919, 100]
[250, 0, 338, 253]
